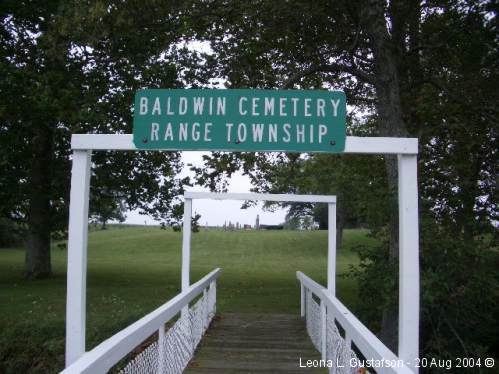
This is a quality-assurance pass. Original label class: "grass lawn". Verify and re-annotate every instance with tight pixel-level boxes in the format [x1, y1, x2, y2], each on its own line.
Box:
[0, 227, 377, 373]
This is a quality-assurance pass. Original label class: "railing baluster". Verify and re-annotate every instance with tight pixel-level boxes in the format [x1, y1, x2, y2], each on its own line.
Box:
[203, 288, 208, 329]
[157, 324, 165, 374]
[62, 268, 221, 374]
[300, 283, 305, 317]
[320, 300, 327, 361]
[298, 271, 418, 374]
[212, 280, 217, 316]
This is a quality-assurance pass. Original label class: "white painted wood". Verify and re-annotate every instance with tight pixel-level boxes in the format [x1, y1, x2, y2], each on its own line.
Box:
[320, 301, 327, 360]
[322, 293, 414, 374]
[181, 198, 192, 318]
[345, 136, 418, 155]
[296, 271, 326, 296]
[327, 203, 336, 295]
[157, 325, 165, 374]
[182, 199, 192, 291]
[203, 289, 208, 329]
[66, 132, 420, 373]
[71, 134, 418, 155]
[184, 191, 336, 203]
[298, 271, 414, 374]
[212, 280, 217, 314]
[61, 268, 222, 374]
[71, 134, 135, 151]
[398, 155, 419, 372]
[65, 151, 92, 367]
[300, 284, 305, 317]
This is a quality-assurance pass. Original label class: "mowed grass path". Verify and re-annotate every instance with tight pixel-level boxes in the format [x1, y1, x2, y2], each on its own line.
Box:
[0, 227, 376, 373]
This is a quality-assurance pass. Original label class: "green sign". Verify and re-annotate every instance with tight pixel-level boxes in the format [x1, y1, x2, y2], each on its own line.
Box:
[133, 89, 346, 152]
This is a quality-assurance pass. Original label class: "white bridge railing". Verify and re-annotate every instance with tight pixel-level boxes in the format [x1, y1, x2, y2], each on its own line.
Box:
[62, 268, 221, 374]
[297, 271, 414, 374]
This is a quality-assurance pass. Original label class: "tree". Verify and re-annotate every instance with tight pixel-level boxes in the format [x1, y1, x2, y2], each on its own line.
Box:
[192, 213, 202, 233]
[89, 189, 126, 229]
[301, 215, 314, 230]
[282, 215, 300, 230]
[0, 1, 203, 278]
[189, 0, 498, 355]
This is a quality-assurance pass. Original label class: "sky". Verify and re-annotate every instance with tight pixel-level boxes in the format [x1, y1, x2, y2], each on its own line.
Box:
[125, 151, 287, 226]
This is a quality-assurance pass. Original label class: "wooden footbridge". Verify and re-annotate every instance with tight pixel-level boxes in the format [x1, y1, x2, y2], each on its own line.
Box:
[186, 313, 324, 373]
[61, 135, 420, 373]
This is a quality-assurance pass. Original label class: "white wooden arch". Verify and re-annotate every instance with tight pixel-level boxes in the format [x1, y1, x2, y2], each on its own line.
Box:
[180, 191, 338, 293]
[65, 135, 419, 371]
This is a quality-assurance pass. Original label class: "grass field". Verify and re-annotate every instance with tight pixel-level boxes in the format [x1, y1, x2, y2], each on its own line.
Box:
[0, 227, 377, 373]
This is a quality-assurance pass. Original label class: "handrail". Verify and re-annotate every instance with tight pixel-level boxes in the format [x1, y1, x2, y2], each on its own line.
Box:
[296, 271, 326, 297]
[321, 293, 413, 373]
[62, 268, 222, 374]
[297, 271, 414, 374]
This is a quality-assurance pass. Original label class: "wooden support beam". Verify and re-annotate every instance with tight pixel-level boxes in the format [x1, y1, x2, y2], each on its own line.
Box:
[71, 134, 418, 155]
[65, 151, 92, 367]
[398, 155, 420, 371]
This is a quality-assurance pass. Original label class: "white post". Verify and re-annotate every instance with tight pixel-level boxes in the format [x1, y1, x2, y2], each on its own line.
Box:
[211, 280, 217, 316]
[203, 288, 208, 329]
[181, 198, 192, 317]
[327, 203, 337, 295]
[320, 301, 327, 360]
[300, 283, 305, 317]
[65, 150, 92, 367]
[157, 325, 166, 374]
[398, 154, 419, 371]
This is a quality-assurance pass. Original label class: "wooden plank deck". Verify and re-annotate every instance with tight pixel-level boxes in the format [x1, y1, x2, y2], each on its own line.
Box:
[186, 313, 327, 373]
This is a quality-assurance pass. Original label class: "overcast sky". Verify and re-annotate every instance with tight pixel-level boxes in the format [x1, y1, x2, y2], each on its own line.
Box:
[125, 151, 287, 226]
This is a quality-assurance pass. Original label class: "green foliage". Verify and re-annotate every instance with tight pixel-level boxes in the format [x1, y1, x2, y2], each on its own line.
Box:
[90, 189, 126, 229]
[412, 1, 498, 243]
[418, 221, 498, 364]
[282, 216, 301, 230]
[347, 229, 397, 334]
[351, 219, 499, 371]
[0, 218, 24, 248]
[191, 213, 201, 233]
[0, 1, 207, 275]
[0, 321, 65, 374]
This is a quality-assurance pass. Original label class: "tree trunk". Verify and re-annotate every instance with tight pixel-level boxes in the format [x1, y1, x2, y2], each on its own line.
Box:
[336, 225, 343, 251]
[453, 137, 482, 244]
[26, 124, 53, 279]
[336, 197, 344, 250]
[362, 0, 410, 352]
[378, 157, 401, 349]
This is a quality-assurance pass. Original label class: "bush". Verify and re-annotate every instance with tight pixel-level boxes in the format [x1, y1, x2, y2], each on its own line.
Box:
[0, 321, 65, 374]
[349, 219, 498, 372]
[0, 219, 24, 248]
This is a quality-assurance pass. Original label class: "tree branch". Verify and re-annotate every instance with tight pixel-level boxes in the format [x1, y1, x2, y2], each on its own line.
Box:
[283, 62, 375, 88]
